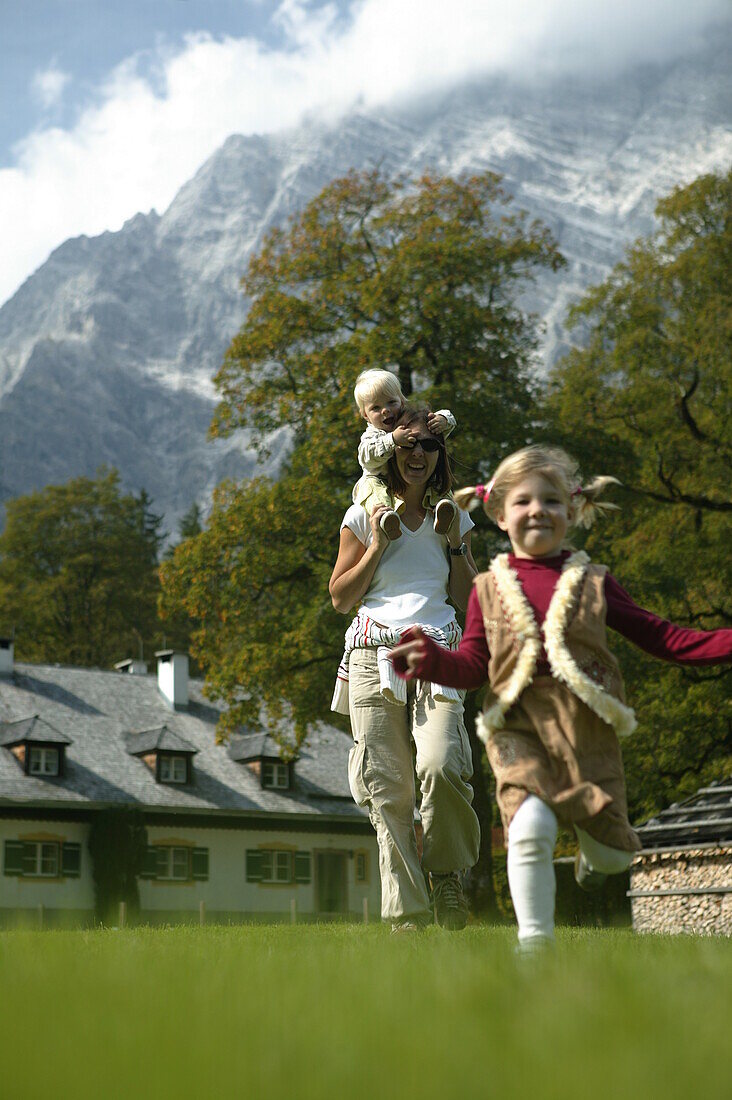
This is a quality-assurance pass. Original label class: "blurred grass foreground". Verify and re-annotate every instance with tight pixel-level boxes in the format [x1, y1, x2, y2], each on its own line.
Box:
[1, 923, 730, 1100]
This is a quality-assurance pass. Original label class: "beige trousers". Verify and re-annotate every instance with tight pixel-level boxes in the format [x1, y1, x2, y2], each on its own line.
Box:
[347, 648, 480, 921]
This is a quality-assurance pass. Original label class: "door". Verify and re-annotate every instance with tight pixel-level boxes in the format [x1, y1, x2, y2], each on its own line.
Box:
[315, 851, 348, 917]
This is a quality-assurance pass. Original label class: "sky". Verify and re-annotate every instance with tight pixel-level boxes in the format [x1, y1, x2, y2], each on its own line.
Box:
[0, 0, 729, 308]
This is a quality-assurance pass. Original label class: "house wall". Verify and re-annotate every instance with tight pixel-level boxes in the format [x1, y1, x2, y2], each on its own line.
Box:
[0, 818, 94, 926]
[629, 846, 732, 936]
[0, 817, 380, 927]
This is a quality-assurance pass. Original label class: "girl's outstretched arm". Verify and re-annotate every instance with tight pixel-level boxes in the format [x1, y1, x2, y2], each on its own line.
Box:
[389, 587, 489, 689]
[605, 575, 732, 664]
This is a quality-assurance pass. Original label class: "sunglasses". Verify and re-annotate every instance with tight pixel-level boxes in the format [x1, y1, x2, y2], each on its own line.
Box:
[397, 437, 443, 453]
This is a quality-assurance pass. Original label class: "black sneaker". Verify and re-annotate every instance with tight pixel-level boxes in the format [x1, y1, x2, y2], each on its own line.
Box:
[430, 872, 469, 930]
[574, 851, 607, 892]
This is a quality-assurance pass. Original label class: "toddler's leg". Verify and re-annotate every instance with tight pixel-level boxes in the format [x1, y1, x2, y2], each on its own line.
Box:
[574, 826, 634, 891]
[507, 795, 558, 948]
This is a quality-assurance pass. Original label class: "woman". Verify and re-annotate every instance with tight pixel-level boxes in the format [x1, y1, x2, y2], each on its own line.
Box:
[329, 405, 480, 930]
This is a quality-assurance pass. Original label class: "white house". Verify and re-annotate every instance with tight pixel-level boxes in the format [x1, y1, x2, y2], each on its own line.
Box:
[0, 642, 380, 927]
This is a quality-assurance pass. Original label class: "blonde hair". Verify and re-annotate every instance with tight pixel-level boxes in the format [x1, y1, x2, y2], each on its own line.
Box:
[454, 445, 620, 529]
[353, 369, 404, 415]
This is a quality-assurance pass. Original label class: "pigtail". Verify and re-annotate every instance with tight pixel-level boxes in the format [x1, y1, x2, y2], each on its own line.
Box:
[454, 480, 495, 514]
[454, 485, 483, 512]
[572, 476, 621, 529]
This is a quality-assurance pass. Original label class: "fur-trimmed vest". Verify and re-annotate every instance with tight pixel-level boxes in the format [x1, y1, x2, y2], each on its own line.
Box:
[474, 550, 636, 746]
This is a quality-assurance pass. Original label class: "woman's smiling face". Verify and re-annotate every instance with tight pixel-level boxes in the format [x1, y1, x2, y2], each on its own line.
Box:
[394, 426, 440, 486]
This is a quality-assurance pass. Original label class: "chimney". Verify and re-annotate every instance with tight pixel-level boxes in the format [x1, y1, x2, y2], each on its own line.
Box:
[156, 650, 189, 709]
[0, 638, 14, 677]
[115, 657, 149, 676]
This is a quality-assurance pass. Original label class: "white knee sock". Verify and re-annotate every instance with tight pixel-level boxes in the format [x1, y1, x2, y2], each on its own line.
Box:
[574, 827, 635, 875]
[507, 796, 558, 944]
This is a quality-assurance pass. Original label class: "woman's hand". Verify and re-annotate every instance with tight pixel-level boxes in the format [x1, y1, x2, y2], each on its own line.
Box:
[388, 627, 428, 679]
[368, 505, 392, 551]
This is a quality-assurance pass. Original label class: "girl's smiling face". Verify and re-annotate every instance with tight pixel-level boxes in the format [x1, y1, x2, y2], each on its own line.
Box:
[496, 472, 572, 558]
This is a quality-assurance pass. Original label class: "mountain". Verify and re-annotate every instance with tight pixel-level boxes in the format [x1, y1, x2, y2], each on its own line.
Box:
[1, 33, 729, 531]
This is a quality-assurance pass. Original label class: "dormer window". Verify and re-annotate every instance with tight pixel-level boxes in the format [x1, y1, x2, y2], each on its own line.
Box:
[262, 761, 290, 790]
[227, 733, 295, 791]
[159, 754, 188, 784]
[125, 726, 197, 786]
[0, 715, 71, 778]
[29, 747, 60, 777]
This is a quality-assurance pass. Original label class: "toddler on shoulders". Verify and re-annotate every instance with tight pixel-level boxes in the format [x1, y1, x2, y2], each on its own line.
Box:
[353, 368, 457, 540]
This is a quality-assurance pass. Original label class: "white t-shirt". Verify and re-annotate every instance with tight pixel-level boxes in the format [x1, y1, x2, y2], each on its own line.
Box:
[341, 504, 475, 631]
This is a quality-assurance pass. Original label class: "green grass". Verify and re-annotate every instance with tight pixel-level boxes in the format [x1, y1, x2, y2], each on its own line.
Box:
[1, 924, 730, 1100]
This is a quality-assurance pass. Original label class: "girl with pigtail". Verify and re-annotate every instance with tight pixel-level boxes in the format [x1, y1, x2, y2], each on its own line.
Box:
[390, 444, 732, 952]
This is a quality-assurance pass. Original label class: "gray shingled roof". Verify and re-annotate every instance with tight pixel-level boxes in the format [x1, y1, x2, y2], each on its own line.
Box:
[228, 732, 282, 763]
[125, 725, 198, 756]
[0, 714, 73, 747]
[636, 778, 732, 848]
[0, 663, 363, 823]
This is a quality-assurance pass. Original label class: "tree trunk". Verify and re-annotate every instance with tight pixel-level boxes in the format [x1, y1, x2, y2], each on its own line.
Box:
[463, 693, 498, 916]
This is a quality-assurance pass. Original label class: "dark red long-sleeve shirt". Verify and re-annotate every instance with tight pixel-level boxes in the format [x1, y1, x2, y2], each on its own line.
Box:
[393, 551, 732, 689]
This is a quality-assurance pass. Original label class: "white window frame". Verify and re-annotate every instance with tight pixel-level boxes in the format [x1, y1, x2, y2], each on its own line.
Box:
[159, 755, 187, 784]
[157, 846, 190, 881]
[260, 850, 292, 883]
[28, 746, 60, 776]
[24, 841, 59, 877]
[262, 761, 289, 789]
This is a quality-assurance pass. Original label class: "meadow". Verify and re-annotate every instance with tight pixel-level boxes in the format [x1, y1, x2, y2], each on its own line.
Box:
[1, 923, 730, 1100]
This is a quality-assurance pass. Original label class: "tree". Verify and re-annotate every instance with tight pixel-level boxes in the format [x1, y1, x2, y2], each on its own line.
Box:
[0, 468, 165, 667]
[546, 169, 731, 819]
[87, 807, 147, 925]
[160, 168, 565, 912]
[178, 502, 204, 541]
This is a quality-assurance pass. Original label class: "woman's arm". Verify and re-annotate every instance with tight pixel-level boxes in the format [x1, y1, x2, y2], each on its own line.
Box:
[446, 528, 478, 611]
[328, 507, 390, 614]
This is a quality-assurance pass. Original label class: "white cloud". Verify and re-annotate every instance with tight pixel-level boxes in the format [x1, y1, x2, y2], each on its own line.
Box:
[31, 65, 71, 109]
[1, 0, 728, 306]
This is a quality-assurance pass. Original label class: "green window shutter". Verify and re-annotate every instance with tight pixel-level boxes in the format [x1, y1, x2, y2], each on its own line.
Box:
[22, 843, 37, 875]
[245, 850, 264, 882]
[294, 851, 311, 883]
[191, 848, 209, 880]
[61, 842, 81, 877]
[140, 846, 158, 879]
[3, 840, 25, 876]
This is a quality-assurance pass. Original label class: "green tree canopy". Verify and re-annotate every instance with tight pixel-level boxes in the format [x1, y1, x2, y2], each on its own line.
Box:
[0, 468, 165, 667]
[546, 169, 731, 818]
[161, 168, 565, 746]
[161, 169, 564, 914]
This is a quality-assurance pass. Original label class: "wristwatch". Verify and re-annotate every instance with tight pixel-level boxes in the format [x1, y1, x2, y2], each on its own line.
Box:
[449, 542, 468, 557]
